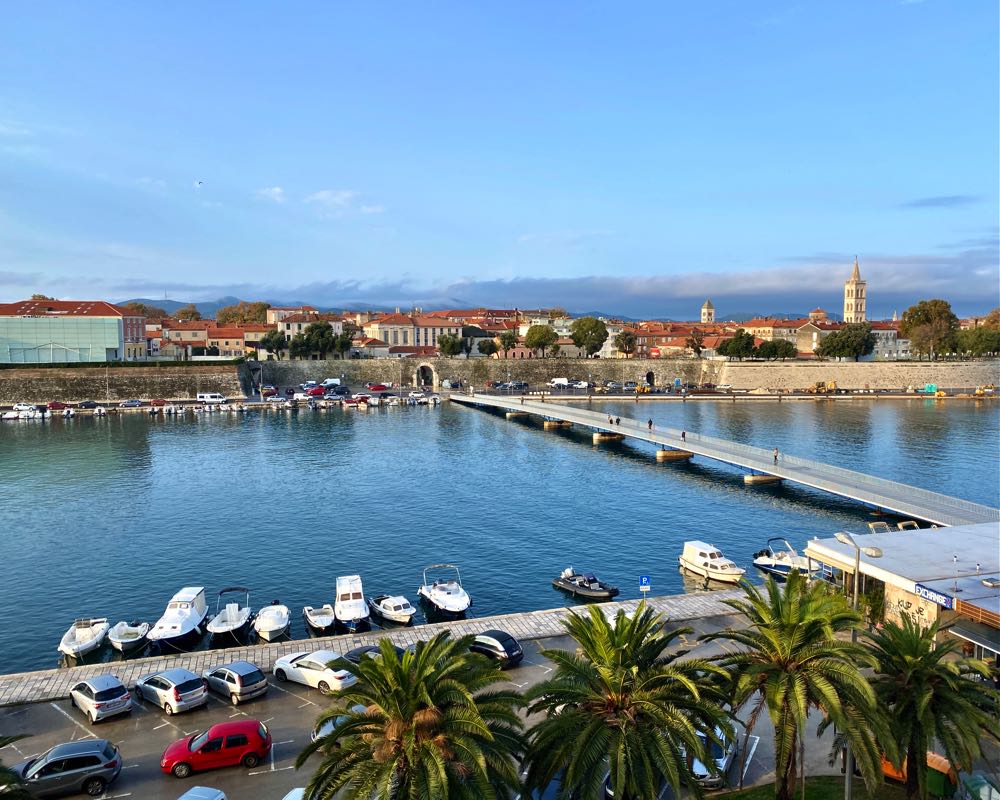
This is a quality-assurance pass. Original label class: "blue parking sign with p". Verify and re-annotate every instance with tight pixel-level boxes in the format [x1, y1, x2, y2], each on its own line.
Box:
[639, 575, 651, 592]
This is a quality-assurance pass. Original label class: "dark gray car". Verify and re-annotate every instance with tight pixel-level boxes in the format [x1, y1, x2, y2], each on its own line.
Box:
[201, 660, 268, 705]
[12, 739, 121, 797]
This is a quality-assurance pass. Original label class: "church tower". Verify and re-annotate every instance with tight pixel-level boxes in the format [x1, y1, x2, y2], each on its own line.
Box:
[701, 298, 715, 324]
[843, 257, 867, 323]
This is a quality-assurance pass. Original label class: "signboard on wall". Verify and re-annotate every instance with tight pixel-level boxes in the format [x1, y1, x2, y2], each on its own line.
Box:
[914, 584, 954, 609]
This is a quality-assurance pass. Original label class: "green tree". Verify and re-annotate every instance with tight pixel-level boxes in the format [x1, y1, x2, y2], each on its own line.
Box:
[216, 300, 271, 325]
[955, 327, 1000, 358]
[260, 329, 287, 360]
[548, 343, 561, 357]
[900, 300, 959, 360]
[614, 329, 637, 358]
[526, 603, 732, 800]
[437, 332, 464, 358]
[175, 303, 203, 321]
[686, 329, 705, 358]
[30, 293, 54, 300]
[0, 735, 31, 799]
[703, 573, 885, 800]
[333, 332, 354, 359]
[498, 330, 519, 358]
[867, 614, 999, 800]
[301, 321, 336, 359]
[478, 339, 499, 358]
[570, 317, 609, 357]
[288, 334, 311, 359]
[296, 634, 525, 800]
[771, 339, 798, 360]
[717, 329, 756, 360]
[982, 307, 1000, 331]
[121, 301, 168, 318]
[524, 325, 558, 358]
[815, 323, 876, 361]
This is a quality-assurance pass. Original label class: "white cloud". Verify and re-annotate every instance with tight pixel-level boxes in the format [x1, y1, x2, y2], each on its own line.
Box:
[359, 204, 385, 215]
[305, 189, 360, 208]
[254, 186, 286, 204]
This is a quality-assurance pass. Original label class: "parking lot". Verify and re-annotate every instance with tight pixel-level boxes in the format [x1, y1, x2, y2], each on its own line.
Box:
[0, 611, 829, 800]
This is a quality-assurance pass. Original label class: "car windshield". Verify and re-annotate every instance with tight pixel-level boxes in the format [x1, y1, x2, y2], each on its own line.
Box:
[95, 686, 127, 702]
[189, 731, 209, 751]
[102, 743, 116, 761]
[240, 669, 266, 685]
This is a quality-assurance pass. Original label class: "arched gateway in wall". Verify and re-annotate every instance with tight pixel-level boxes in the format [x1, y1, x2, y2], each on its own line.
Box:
[413, 362, 438, 388]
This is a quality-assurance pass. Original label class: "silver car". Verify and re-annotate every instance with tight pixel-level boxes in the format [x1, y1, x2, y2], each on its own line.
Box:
[12, 739, 122, 797]
[201, 660, 269, 705]
[135, 667, 207, 715]
[69, 674, 132, 723]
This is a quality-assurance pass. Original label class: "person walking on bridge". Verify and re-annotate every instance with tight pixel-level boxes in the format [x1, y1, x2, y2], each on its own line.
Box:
[647, 418, 653, 431]
[773, 447, 779, 464]
[681, 430, 686, 442]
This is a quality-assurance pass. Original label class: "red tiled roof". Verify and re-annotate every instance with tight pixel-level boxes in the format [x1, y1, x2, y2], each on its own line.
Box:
[238, 324, 274, 333]
[354, 337, 389, 347]
[0, 300, 139, 318]
[161, 320, 211, 330]
[207, 327, 246, 339]
[282, 312, 341, 324]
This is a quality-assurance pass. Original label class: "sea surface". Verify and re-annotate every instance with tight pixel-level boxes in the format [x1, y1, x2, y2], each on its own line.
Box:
[0, 398, 997, 673]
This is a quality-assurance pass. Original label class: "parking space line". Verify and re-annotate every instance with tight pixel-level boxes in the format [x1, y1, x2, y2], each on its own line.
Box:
[277, 739, 295, 745]
[48, 702, 96, 739]
[741, 735, 760, 783]
[268, 682, 317, 706]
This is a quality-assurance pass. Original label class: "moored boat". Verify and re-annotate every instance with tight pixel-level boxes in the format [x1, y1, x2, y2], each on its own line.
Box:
[678, 540, 745, 584]
[108, 620, 150, 654]
[335, 575, 370, 631]
[368, 594, 416, 624]
[752, 538, 817, 581]
[147, 586, 209, 651]
[206, 586, 254, 640]
[58, 617, 110, 658]
[303, 604, 336, 633]
[552, 567, 620, 601]
[254, 600, 290, 641]
[417, 564, 471, 616]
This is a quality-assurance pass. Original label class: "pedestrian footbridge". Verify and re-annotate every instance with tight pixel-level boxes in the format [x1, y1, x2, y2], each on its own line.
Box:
[451, 393, 999, 527]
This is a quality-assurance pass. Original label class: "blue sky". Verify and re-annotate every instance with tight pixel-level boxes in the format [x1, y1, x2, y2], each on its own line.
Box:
[0, 1, 997, 318]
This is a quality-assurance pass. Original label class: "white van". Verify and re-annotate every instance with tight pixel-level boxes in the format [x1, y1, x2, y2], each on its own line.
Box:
[320, 378, 341, 388]
[196, 392, 227, 404]
[548, 378, 569, 388]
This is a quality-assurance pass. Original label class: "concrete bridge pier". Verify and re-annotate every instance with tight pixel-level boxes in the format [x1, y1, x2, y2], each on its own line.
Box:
[657, 448, 693, 462]
[543, 420, 573, 430]
[593, 431, 626, 443]
[505, 411, 528, 419]
[744, 473, 783, 485]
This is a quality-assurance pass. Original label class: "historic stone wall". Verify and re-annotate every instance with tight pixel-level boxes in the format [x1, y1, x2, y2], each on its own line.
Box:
[717, 360, 1000, 392]
[0, 365, 244, 404]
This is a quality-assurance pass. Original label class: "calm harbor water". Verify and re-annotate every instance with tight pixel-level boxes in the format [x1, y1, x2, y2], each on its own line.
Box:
[1, 398, 997, 673]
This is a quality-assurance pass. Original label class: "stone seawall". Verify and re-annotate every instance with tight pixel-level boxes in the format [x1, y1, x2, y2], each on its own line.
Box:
[0, 365, 245, 404]
[261, 357, 999, 392]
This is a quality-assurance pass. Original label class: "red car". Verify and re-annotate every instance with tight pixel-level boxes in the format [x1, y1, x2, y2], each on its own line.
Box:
[161, 720, 271, 778]
[47, 401, 68, 410]
[365, 383, 389, 391]
[306, 386, 326, 396]
[149, 398, 167, 407]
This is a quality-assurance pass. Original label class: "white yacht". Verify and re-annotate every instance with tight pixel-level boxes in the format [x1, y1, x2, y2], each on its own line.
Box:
[206, 586, 254, 639]
[58, 618, 110, 658]
[417, 564, 471, 615]
[254, 600, 290, 641]
[678, 541, 746, 584]
[335, 575, 370, 631]
[369, 594, 417, 624]
[752, 538, 818, 581]
[147, 586, 209, 650]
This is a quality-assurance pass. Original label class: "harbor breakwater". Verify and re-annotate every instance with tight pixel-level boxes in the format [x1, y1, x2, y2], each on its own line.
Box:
[1, 359, 997, 404]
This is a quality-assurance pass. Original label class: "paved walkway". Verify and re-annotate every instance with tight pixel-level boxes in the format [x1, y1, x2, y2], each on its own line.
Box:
[452, 393, 1000, 527]
[0, 589, 742, 707]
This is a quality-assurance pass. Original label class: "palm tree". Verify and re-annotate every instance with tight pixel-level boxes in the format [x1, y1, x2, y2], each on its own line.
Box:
[525, 603, 732, 800]
[0, 735, 31, 799]
[702, 572, 884, 800]
[295, 634, 525, 800]
[867, 613, 999, 800]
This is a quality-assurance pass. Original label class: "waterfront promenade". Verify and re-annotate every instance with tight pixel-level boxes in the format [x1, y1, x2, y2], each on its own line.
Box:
[0, 589, 740, 706]
[452, 393, 1000, 527]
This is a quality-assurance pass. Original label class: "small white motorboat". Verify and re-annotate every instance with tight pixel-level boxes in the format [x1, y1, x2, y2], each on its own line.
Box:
[678, 541, 746, 584]
[94, 406, 107, 417]
[147, 586, 209, 650]
[335, 575, 370, 631]
[417, 564, 471, 615]
[752, 538, 818, 581]
[303, 604, 336, 633]
[1, 411, 18, 421]
[206, 586, 254, 639]
[62, 408, 75, 418]
[368, 594, 416, 624]
[108, 620, 150, 654]
[58, 618, 110, 658]
[254, 601, 290, 641]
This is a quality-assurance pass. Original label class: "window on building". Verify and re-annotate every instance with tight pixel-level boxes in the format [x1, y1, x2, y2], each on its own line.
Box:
[403, 331, 409, 344]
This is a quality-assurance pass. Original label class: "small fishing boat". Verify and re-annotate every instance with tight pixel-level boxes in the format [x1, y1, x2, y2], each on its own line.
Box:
[254, 600, 290, 641]
[1, 411, 18, 421]
[147, 586, 209, 650]
[335, 575, 370, 631]
[417, 564, 471, 615]
[62, 408, 74, 418]
[678, 541, 746, 584]
[58, 617, 110, 658]
[206, 586, 254, 639]
[552, 567, 620, 600]
[108, 620, 150, 654]
[303, 604, 336, 633]
[94, 406, 107, 417]
[368, 594, 416, 624]
[752, 538, 817, 581]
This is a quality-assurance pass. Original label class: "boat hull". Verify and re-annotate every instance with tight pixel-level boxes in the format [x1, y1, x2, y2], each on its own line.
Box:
[678, 560, 746, 584]
[551, 578, 620, 601]
[148, 622, 205, 652]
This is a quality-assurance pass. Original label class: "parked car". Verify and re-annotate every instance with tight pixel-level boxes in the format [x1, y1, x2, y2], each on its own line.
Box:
[284, 387, 296, 396]
[570, 380, 589, 389]
[623, 382, 638, 392]
[76, 400, 99, 409]
[264, 395, 284, 403]
[311, 703, 369, 743]
[469, 629, 524, 669]
[365, 383, 389, 391]
[685, 726, 737, 789]
[292, 392, 311, 401]
[299, 381, 318, 390]
[272, 650, 357, 693]
[11, 739, 122, 797]
[134, 668, 208, 715]
[12, 402, 35, 412]
[118, 399, 143, 408]
[177, 789, 229, 800]
[149, 398, 167, 407]
[330, 385, 351, 396]
[306, 386, 326, 396]
[343, 644, 405, 667]
[261, 385, 277, 397]
[161, 720, 271, 778]
[320, 378, 341, 388]
[201, 660, 268, 706]
[408, 391, 425, 399]
[47, 401, 69, 410]
[69, 674, 132, 723]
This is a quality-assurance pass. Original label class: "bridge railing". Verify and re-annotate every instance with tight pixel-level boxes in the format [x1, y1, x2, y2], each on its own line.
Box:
[468, 395, 999, 524]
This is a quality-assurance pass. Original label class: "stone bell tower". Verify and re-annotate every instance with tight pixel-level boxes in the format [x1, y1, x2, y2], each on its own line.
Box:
[843, 257, 867, 323]
[701, 298, 715, 324]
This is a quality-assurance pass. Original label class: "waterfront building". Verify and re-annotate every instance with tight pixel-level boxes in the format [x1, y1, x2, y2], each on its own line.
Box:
[805, 522, 1000, 664]
[266, 305, 318, 325]
[350, 336, 391, 358]
[363, 313, 462, 349]
[701, 299, 715, 323]
[0, 299, 146, 363]
[280, 313, 344, 341]
[206, 327, 247, 358]
[843, 256, 867, 323]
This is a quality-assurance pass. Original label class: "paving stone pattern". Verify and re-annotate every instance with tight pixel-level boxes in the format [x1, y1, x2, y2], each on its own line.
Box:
[0, 589, 742, 707]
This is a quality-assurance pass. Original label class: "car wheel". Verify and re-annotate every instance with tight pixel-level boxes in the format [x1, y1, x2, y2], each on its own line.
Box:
[230, 693, 240, 706]
[164, 702, 175, 715]
[274, 669, 286, 682]
[318, 680, 330, 693]
[83, 777, 106, 796]
[88, 710, 97, 724]
[172, 762, 192, 779]
[69, 694, 76, 708]
[242, 753, 260, 768]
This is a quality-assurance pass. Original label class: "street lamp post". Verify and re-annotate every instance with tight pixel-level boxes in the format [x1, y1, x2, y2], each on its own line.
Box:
[833, 531, 883, 800]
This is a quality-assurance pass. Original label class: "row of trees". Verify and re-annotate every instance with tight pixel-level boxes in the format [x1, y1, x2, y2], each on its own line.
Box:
[900, 301, 1000, 359]
[716, 330, 799, 361]
[280, 571, 997, 800]
[260, 322, 355, 361]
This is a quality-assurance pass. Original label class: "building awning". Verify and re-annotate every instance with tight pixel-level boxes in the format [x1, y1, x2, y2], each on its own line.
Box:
[948, 619, 1000, 656]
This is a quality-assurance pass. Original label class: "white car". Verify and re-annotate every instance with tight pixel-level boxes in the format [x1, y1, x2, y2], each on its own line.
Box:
[280, 791, 305, 800]
[264, 395, 284, 403]
[272, 650, 357, 693]
[177, 789, 228, 800]
[69, 674, 132, 723]
[12, 403, 35, 412]
[408, 391, 425, 399]
[570, 380, 589, 389]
